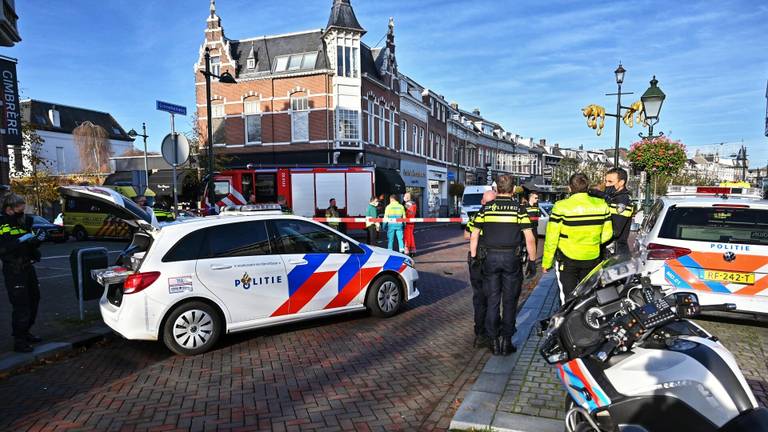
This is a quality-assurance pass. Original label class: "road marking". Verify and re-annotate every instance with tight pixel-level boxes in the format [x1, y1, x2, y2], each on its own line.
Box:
[41, 250, 123, 260]
[37, 274, 71, 280]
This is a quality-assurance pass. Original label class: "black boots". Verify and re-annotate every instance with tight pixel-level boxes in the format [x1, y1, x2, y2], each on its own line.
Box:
[501, 336, 516, 356]
[489, 336, 516, 356]
[13, 334, 42, 353]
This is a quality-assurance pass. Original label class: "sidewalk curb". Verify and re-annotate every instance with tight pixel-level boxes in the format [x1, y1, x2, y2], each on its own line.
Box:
[449, 272, 564, 432]
[0, 325, 113, 377]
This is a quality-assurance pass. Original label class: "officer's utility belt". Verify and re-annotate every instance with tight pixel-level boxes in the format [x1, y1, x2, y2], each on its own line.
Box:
[1, 259, 33, 271]
[480, 245, 522, 255]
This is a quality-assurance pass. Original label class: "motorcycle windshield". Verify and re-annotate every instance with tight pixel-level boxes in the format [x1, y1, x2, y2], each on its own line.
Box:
[572, 254, 638, 298]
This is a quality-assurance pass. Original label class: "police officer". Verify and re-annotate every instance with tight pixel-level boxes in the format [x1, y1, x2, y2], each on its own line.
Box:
[526, 190, 541, 233]
[543, 173, 612, 303]
[470, 175, 537, 356]
[590, 168, 634, 257]
[465, 189, 496, 349]
[0, 194, 45, 353]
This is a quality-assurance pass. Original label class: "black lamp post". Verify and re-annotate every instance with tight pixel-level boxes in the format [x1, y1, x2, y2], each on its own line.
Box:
[605, 63, 634, 168]
[638, 75, 667, 214]
[200, 47, 237, 213]
[127, 123, 150, 191]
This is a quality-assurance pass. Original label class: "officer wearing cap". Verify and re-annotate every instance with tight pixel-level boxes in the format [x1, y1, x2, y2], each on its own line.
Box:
[465, 189, 496, 349]
[470, 175, 537, 356]
[543, 173, 613, 303]
[0, 194, 45, 352]
[590, 167, 634, 256]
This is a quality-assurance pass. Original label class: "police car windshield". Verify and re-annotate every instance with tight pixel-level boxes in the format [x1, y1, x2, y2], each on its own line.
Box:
[659, 206, 768, 246]
[463, 194, 484, 206]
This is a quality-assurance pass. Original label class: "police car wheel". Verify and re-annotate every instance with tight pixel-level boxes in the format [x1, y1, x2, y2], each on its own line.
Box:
[366, 275, 403, 318]
[162, 301, 222, 356]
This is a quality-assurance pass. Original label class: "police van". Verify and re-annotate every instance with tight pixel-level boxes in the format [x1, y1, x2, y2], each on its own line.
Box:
[60, 186, 419, 355]
[637, 185, 768, 317]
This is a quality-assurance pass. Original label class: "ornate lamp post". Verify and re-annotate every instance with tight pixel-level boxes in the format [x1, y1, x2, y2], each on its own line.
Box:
[127, 123, 150, 190]
[638, 76, 667, 214]
[200, 47, 236, 213]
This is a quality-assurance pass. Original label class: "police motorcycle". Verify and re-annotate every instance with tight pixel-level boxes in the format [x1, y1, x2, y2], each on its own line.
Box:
[539, 252, 768, 432]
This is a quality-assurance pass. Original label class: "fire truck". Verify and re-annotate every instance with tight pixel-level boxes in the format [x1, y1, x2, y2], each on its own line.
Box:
[203, 165, 375, 228]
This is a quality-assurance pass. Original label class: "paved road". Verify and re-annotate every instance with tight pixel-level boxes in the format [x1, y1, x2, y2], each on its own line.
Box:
[0, 240, 129, 351]
[0, 225, 498, 431]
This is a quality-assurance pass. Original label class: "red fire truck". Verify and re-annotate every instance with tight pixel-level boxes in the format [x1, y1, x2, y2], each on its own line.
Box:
[203, 165, 375, 228]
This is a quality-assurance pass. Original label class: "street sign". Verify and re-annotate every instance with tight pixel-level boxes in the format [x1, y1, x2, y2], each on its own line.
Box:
[156, 100, 187, 116]
[161, 133, 190, 166]
[0, 56, 21, 147]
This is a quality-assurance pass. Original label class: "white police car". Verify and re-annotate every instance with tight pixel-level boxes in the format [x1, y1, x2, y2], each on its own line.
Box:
[61, 187, 419, 355]
[637, 185, 768, 317]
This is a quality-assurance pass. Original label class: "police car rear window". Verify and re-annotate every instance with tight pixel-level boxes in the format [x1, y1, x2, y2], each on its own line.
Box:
[659, 206, 768, 245]
[462, 194, 483, 206]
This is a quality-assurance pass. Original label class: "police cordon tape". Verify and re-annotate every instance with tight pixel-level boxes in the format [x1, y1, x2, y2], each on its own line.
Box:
[312, 217, 462, 223]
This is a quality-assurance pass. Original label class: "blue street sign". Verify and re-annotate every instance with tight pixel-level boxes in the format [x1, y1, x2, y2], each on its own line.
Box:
[156, 100, 187, 116]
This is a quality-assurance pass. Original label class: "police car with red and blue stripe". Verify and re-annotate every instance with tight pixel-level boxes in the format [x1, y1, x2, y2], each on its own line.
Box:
[637, 185, 768, 318]
[62, 186, 418, 355]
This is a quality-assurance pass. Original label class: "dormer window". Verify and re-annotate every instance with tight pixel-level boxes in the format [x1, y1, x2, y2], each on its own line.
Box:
[274, 52, 318, 73]
[210, 56, 221, 76]
[247, 58, 255, 69]
[48, 108, 60, 127]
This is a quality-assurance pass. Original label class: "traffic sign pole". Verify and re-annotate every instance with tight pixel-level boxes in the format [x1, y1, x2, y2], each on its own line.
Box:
[169, 113, 179, 216]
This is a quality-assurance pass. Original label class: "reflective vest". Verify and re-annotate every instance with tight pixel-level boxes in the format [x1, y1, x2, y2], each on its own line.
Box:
[153, 209, 175, 222]
[384, 202, 406, 229]
[543, 193, 612, 268]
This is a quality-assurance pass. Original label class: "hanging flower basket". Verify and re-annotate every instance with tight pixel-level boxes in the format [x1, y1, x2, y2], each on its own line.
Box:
[628, 136, 687, 176]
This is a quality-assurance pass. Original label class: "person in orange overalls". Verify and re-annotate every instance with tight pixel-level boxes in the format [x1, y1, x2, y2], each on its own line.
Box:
[403, 192, 418, 257]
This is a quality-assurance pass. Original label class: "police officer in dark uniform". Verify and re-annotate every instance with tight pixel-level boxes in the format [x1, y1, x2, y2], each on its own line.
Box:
[0, 194, 44, 352]
[470, 175, 537, 356]
[465, 189, 496, 349]
[590, 168, 634, 256]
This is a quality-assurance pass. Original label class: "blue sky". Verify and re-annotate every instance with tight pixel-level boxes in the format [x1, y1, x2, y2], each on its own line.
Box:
[9, 0, 768, 165]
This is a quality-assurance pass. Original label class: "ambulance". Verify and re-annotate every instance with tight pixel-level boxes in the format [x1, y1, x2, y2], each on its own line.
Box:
[637, 185, 768, 317]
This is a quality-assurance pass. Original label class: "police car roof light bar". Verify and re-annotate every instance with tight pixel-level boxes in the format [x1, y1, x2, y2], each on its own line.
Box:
[666, 185, 763, 199]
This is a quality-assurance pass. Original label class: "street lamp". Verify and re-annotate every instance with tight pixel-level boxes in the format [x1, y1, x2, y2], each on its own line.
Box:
[606, 63, 634, 168]
[638, 76, 666, 214]
[200, 47, 237, 214]
[640, 76, 666, 137]
[127, 123, 150, 191]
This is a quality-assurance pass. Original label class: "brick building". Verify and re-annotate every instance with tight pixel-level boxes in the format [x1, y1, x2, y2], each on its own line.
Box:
[195, 0, 552, 215]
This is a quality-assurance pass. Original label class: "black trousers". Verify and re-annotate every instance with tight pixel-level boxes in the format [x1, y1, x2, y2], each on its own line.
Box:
[4, 264, 40, 339]
[483, 250, 522, 339]
[555, 255, 602, 303]
[468, 253, 486, 337]
[366, 225, 377, 245]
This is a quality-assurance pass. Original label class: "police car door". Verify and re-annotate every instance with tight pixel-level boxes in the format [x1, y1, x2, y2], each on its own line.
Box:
[194, 221, 289, 324]
[268, 219, 365, 316]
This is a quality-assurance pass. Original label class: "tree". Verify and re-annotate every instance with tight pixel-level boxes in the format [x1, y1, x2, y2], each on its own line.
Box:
[10, 122, 60, 214]
[552, 157, 578, 186]
[73, 121, 112, 174]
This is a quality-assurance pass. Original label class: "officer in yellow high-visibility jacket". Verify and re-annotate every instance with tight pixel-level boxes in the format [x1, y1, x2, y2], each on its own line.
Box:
[543, 173, 612, 303]
[383, 194, 406, 253]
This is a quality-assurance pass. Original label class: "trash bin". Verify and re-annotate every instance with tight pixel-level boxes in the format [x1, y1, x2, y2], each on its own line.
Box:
[69, 248, 108, 300]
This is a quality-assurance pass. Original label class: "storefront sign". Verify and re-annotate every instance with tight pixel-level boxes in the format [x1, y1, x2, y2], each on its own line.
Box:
[0, 56, 21, 147]
[400, 159, 427, 187]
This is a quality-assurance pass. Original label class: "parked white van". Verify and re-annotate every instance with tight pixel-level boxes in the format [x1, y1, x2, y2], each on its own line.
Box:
[460, 185, 493, 227]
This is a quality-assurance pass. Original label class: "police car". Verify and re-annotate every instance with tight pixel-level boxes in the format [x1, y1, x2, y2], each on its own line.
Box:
[61, 186, 419, 355]
[637, 185, 768, 317]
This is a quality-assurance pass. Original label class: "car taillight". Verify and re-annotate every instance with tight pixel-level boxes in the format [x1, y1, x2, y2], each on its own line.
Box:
[647, 243, 691, 260]
[123, 271, 161, 294]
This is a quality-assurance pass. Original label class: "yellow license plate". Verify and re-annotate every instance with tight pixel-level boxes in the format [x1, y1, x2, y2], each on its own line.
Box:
[703, 270, 755, 285]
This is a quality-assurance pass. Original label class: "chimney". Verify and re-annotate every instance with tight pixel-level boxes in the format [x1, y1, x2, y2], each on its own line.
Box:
[579, 144, 583, 150]
[450, 101, 458, 110]
[472, 108, 480, 116]
[539, 139, 546, 146]
[554, 143, 559, 149]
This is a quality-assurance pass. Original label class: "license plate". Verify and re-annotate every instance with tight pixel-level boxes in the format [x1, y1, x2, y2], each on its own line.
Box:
[703, 270, 755, 285]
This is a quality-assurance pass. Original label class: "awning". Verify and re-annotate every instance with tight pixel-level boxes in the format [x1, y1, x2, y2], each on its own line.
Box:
[375, 167, 406, 197]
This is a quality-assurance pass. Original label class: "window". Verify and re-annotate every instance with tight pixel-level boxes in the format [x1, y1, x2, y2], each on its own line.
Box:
[56, 147, 64, 173]
[210, 56, 221, 76]
[241, 174, 254, 201]
[367, 100, 374, 142]
[274, 52, 318, 72]
[658, 207, 768, 245]
[430, 99, 435, 117]
[271, 219, 345, 254]
[337, 109, 359, 140]
[214, 180, 230, 202]
[212, 104, 225, 118]
[247, 58, 255, 69]
[389, 110, 396, 149]
[291, 95, 309, 142]
[255, 174, 277, 203]
[412, 125, 417, 153]
[163, 230, 206, 262]
[212, 118, 226, 145]
[208, 221, 272, 257]
[401, 120, 408, 151]
[379, 108, 385, 146]
[429, 132, 434, 158]
[244, 99, 261, 144]
[418, 128, 425, 155]
[336, 44, 358, 78]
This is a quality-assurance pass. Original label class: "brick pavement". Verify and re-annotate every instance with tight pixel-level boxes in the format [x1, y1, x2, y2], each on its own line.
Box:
[0, 224, 539, 432]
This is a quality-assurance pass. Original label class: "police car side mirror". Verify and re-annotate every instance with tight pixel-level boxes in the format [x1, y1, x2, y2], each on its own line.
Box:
[341, 241, 350, 254]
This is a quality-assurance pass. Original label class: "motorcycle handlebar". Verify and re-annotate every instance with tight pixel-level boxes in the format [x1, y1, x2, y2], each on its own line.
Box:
[699, 303, 737, 313]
